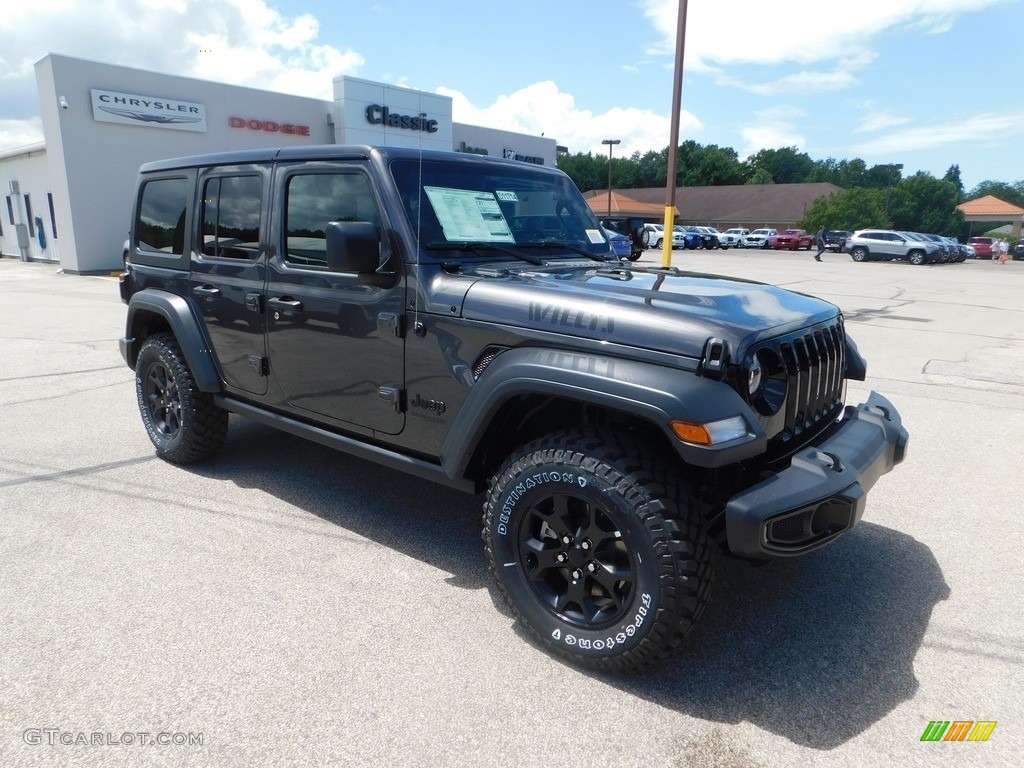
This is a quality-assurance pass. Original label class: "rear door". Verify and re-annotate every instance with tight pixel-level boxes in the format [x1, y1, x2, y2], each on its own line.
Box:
[189, 165, 270, 395]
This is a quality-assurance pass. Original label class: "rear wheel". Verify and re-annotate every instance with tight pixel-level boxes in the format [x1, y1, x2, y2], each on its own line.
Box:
[483, 431, 712, 673]
[135, 333, 228, 464]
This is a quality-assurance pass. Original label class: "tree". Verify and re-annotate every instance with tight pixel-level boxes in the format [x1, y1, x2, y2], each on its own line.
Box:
[799, 188, 888, 231]
[744, 147, 814, 184]
[888, 173, 963, 235]
[675, 142, 746, 186]
[943, 164, 964, 200]
[556, 152, 603, 193]
[966, 180, 1024, 208]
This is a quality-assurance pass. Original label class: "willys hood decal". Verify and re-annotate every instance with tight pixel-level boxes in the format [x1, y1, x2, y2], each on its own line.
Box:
[460, 266, 839, 360]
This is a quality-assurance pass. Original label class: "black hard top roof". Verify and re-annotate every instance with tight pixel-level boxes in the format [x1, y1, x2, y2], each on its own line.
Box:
[138, 144, 556, 174]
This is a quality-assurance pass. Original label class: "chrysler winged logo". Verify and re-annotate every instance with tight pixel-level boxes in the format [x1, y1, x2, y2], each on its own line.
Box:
[99, 106, 202, 125]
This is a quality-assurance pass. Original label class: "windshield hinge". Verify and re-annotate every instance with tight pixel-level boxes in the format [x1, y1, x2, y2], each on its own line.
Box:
[377, 312, 405, 338]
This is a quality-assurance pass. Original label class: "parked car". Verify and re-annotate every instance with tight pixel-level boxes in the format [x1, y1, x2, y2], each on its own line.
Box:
[1012, 241, 1024, 260]
[642, 223, 685, 249]
[939, 236, 968, 263]
[968, 236, 995, 259]
[692, 226, 722, 249]
[743, 228, 779, 249]
[674, 226, 704, 249]
[844, 229, 943, 265]
[601, 226, 632, 259]
[718, 228, 749, 249]
[684, 225, 724, 249]
[773, 229, 813, 250]
[824, 230, 852, 252]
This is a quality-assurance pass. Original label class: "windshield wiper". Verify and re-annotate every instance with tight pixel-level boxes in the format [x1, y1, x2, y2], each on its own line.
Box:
[516, 241, 614, 263]
[425, 241, 544, 266]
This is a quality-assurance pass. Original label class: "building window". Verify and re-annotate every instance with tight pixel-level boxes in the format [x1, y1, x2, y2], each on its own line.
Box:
[200, 175, 262, 259]
[137, 177, 189, 255]
[6, 196, 13, 226]
[47, 193, 58, 239]
[24, 195, 34, 237]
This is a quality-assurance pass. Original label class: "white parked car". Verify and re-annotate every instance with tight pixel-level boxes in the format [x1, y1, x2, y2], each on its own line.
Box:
[743, 228, 779, 249]
[718, 228, 749, 249]
[642, 223, 685, 249]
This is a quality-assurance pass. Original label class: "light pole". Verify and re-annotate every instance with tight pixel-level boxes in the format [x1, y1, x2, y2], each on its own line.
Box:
[602, 139, 620, 220]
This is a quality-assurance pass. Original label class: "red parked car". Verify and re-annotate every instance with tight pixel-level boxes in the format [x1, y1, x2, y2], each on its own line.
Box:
[773, 229, 814, 250]
[968, 236, 995, 259]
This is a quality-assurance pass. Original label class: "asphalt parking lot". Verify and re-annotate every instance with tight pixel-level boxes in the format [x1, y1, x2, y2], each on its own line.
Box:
[1, 251, 1022, 768]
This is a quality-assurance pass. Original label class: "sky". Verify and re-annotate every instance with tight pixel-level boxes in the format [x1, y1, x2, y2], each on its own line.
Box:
[1, 0, 1022, 192]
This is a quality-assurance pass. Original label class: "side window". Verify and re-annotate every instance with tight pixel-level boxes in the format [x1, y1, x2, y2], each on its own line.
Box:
[284, 172, 379, 268]
[201, 175, 262, 259]
[137, 177, 189, 255]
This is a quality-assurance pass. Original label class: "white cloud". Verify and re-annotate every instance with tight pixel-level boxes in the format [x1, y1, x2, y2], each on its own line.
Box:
[855, 111, 913, 133]
[0, 118, 44, 149]
[739, 109, 807, 158]
[0, 0, 364, 100]
[853, 109, 1024, 155]
[638, 0, 1010, 94]
[639, 0, 1009, 67]
[438, 81, 702, 158]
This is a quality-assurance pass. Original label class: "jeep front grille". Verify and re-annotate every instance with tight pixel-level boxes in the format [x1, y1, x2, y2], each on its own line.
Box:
[755, 319, 846, 447]
[780, 321, 845, 439]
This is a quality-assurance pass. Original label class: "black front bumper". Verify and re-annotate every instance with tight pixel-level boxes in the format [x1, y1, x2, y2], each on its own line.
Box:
[725, 392, 908, 559]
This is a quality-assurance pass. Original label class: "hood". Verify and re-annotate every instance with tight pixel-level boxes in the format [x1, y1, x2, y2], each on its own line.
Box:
[459, 264, 839, 360]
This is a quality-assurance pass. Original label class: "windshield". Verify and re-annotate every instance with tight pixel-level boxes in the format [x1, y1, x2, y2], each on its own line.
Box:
[389, 158, 608, 259]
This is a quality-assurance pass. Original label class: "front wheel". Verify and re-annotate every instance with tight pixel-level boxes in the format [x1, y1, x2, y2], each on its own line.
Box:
[135, 333, 228, 464]
[482, 431, 712, 673]
[851, 247, 868, 263]
[908, 250, 926, 266]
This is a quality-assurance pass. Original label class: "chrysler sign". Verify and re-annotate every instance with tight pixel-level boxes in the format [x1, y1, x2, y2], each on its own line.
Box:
[91, 89, 207, 132]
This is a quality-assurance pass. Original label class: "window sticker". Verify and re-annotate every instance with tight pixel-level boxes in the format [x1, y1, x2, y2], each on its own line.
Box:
[585, 228, 604, 244]
[424, 186, 515, 242]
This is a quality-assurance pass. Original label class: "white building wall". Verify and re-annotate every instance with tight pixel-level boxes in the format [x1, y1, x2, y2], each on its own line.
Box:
[452, 123, 555, 166]
[333, 76, 452, 151]
[0, 144, 58, 263]
[3, 55, 557, 274]
[36, 54, 333, 273]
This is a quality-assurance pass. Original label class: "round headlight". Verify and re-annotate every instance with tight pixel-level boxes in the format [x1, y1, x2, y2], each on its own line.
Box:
[749, 348, 787, 416]
[747, 359, 762, 396]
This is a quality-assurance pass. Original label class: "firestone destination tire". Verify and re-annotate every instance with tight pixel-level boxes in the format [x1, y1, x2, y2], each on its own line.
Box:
[135, 333, 228, 464]
[482, 431, 712, 673]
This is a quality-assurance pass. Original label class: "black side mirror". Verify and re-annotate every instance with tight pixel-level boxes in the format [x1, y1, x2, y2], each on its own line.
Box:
[326, 221, 380, 273]
[325, 221, 400, 288]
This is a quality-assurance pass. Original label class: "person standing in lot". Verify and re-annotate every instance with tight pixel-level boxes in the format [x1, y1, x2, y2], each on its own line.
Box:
[998, 239, 1009, 264]
[814, 226, 826, 262]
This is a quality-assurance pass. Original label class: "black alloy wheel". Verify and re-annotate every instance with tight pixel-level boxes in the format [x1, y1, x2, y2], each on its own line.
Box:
[135, 333, 228, 464]
[483, 430, 712, 673]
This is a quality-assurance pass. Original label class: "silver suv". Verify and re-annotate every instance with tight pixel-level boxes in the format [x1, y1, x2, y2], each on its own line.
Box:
[844, 229, 943, 265]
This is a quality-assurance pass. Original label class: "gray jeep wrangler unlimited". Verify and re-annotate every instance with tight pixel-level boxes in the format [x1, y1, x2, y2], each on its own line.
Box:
[119, 145, 908, 672]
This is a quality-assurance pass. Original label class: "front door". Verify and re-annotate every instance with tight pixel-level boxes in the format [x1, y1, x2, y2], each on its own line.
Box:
[189, 166, 269, 395]
[265, 164, 405, 435]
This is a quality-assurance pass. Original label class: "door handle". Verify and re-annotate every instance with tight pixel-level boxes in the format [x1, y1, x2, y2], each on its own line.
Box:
[268, 297, 304, 315]
[192, 285, 221, 298]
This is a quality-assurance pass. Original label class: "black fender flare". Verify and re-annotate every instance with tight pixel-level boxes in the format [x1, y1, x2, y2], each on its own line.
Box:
[122, 289, 221, 392]
[440, 347, 766, 479]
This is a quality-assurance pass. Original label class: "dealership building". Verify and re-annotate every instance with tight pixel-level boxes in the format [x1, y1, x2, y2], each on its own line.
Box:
[0, 54, 556, 274]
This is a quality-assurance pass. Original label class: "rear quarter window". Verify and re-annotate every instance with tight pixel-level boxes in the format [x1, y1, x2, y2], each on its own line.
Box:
[137, 177, 190, 255]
